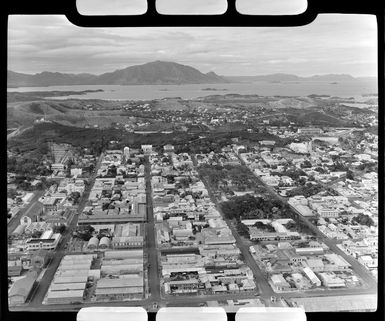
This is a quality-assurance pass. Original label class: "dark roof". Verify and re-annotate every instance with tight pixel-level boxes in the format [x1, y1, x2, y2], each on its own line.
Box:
[27, 238, 55, 244]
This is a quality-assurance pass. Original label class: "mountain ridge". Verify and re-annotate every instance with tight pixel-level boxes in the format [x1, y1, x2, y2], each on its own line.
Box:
[225, 73, 374, 83]
[8, 61, 228, 87]
[8, 61, 375, 88]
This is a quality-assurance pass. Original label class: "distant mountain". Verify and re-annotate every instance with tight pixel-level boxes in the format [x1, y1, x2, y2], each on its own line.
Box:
[7, 70, 98, 87]
[227, 73, 301, 83]
[306, 74, 356, 81]
[8, 61, 229, 87]
[226, 73, 369, 83]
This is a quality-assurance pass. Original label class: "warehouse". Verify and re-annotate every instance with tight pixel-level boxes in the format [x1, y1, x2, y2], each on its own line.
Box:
[95, 287, 143, 301]
[50, 282, 87, 291]
[104, 250, 143, 259]
[102, 258, 143, 265]
[95, 277, 143, 301]
[99, 237, 111, 249]
[101, 263, 142, 275]
[302, 267, 321, 287]
[57, 263, 92, 270]
[61, 254, 95, 264]
[56, 270, 89, 277]
[46, 289, 85, 304]
[87, 236, 99, 250]
[53, 275, 89, 284]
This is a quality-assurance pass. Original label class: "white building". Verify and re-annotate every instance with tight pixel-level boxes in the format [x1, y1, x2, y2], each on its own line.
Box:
[302, 267, 321, 286]
[289, 141, 312, 154]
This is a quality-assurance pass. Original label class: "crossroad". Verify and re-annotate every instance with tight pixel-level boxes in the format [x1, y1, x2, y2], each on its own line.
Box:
[26, 153, 105, 307]
[144, 156, 161, 305]
[235, 153, 377, 292]
[17, 150, 376, 311]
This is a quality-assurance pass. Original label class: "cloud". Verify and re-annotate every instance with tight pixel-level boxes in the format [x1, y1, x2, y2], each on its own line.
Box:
[7, 14, 377, 77]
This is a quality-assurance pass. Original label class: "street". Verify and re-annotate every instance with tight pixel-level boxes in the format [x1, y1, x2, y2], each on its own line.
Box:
[235, 153, 377, 292]
[144, 155, 161, 303]
[26, 152, 105, 306]
[14, 150, 376, 311]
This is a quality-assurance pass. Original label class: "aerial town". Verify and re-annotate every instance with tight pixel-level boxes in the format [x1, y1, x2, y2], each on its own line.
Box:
[6, 11, 379, 316]
[7, 120, 378, 312]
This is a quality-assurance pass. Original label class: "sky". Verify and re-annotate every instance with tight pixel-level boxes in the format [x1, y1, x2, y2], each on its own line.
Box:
[8, 14, 377, 77]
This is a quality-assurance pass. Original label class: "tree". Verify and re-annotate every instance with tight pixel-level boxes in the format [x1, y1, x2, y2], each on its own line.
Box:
[7, 189, 18, 199]
[346, 170, 354, 180]
[31, 230, 43, 238]
[285, 221, 297, 231]
[352, 213, 374, 227]
[300, 160, 312, 169]
[237, 222, 250, 238]
[75, 225, 95, 241]
[53, 224, 66, 234]
[70, 191, 81, 204]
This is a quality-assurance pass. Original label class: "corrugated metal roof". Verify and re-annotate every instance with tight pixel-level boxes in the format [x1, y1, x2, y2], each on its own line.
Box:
[97, 277, 143, 288]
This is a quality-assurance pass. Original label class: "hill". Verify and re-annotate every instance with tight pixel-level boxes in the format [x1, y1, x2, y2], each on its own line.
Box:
[226, 73, 361, 83]
[8, 61, 228, 87]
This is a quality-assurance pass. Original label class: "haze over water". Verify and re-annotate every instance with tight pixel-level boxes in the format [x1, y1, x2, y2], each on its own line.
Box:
[7, 80, 377, 101]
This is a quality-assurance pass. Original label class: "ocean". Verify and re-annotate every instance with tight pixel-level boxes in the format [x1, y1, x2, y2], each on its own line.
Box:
[7, 80, 377, 101]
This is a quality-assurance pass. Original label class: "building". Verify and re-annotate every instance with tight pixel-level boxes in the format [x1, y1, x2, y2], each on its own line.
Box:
[297, 128, 322, 135]
[270, 274, 291, 292]
[317, 206, 340, 218]
[51, 163, 65, 171]
[124, 147, 130, 159]
[95, 276, 143, 301]
[26, 233, 61, 251]
[318, 272, 346, 288]
[46, 290, 85, 304]
[70, 168, 82, 177]
[163, 144, 175, 153]
[8, 271, 38, 306]
[8, 259, 23, 276]
[302, 267, 321, 286]
[289, 141, 312, 154]
[259, 140, 276, 146]
[87, 236, 99, 251]
[99, 237, 111, 249]
[167, 279, 199, 294]
[249, 228, 300, 242]
[141, 145, 152, 154]
[295, 247, 324, 256]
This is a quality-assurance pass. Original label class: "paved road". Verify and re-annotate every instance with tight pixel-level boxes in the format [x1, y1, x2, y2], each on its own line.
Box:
[144, 155, 161, 304]
[191, 154, 275, 299]
[8, 190, 46, 234]
[16, 151, 376, 311]
[236, 154, 377, 291]
[13, 284, 377, 312]
[27, 153, 105, 307]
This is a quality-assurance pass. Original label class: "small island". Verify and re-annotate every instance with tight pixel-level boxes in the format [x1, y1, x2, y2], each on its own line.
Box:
[201, 88, 228, 91]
